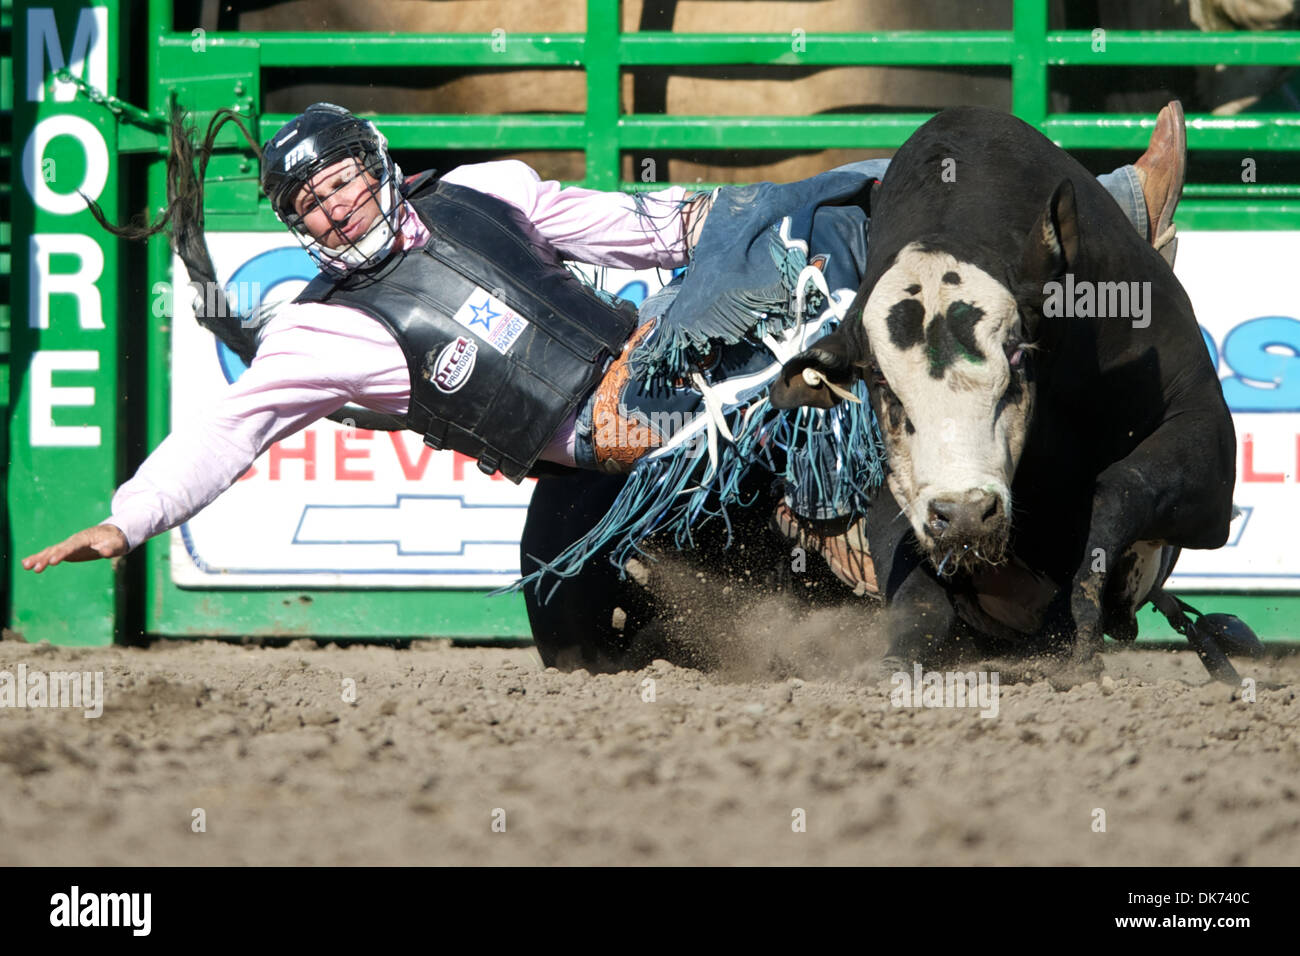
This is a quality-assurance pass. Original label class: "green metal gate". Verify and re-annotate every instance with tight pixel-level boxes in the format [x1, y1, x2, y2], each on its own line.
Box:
[8, 0, 1300, 644]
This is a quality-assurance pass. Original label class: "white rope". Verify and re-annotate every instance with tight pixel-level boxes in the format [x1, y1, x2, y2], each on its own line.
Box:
[759, 265, 855, 362]
[691, 369, 737, 481]
[757, 268, 862, 404]
[793, 263, 835, 320]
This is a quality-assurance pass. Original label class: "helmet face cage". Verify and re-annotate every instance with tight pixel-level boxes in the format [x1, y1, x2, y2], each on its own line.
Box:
[262, 109, 405, 275]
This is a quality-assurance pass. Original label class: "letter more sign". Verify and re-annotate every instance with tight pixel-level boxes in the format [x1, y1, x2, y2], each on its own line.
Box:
[9, 3, 123, 645]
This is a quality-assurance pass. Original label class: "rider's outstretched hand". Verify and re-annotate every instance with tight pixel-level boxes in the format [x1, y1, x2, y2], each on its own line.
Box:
[22, 524, 129, 573]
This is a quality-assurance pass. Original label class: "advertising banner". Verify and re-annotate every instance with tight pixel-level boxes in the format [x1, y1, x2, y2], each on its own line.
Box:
[167, 230, 1300, 591]
[1164, 231, 1300, 590]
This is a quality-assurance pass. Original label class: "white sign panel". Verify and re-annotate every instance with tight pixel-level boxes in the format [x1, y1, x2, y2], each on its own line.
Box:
[168, 231, 1300, 592]
[1165, 231, 1300, 591]
[167, 234, 671, 588]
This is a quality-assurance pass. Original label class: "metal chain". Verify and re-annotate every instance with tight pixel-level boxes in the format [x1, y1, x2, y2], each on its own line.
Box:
[52, 68, 167, 130]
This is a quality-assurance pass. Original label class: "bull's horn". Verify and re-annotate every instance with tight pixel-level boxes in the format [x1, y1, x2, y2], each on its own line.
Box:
[801, 367, 862, 404]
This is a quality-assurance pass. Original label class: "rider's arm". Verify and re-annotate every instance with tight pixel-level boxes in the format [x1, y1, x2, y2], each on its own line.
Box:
[440, 160, 694, 270]
[102, 303, 408, 551]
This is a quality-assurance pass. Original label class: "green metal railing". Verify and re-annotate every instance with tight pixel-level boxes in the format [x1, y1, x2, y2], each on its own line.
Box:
[138, 0, 1300, 230]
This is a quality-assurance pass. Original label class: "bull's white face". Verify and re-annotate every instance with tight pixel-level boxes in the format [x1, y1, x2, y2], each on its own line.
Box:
[862, 242, 1034, 573]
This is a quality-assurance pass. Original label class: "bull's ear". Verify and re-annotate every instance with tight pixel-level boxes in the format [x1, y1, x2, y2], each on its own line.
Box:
[770, 333, 861, 409]
[1019, 179, 1079, 286]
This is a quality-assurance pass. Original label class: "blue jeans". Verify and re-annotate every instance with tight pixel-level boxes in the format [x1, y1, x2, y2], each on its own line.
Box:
[1099, 165, 1149, 240]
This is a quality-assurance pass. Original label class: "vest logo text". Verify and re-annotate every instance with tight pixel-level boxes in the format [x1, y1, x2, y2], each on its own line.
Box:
[432, 337, 477, 393]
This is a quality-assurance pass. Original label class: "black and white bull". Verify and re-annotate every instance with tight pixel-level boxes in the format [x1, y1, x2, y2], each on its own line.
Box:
[772, 106, 1262, 682]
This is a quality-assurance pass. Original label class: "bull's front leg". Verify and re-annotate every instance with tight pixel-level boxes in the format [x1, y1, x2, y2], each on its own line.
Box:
[1069, 417, 1234, 668]
[864, 482, 961, 671]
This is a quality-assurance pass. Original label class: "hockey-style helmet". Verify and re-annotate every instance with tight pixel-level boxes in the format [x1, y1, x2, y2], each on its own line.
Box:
[261, 103, 405, 274]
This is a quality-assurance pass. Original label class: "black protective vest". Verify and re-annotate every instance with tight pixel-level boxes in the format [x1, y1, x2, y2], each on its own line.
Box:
[293, 176, 637, 481]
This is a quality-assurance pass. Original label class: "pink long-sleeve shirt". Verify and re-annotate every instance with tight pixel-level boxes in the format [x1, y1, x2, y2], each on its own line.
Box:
[104, 161, 691, 550]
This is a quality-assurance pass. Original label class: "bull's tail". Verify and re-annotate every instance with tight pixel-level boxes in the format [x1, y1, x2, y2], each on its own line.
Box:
[1148, 588, 1265, 684]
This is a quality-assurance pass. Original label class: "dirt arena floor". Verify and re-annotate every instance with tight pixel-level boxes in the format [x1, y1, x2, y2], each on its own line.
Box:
[3, 593, 1297, 868]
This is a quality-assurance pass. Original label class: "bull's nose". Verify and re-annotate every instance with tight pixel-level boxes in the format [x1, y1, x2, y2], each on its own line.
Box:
[927, 491, 1002, 540]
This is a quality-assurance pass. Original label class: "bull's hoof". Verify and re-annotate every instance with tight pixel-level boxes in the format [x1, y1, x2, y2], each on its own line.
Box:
[1199, 613, 1266, 659]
